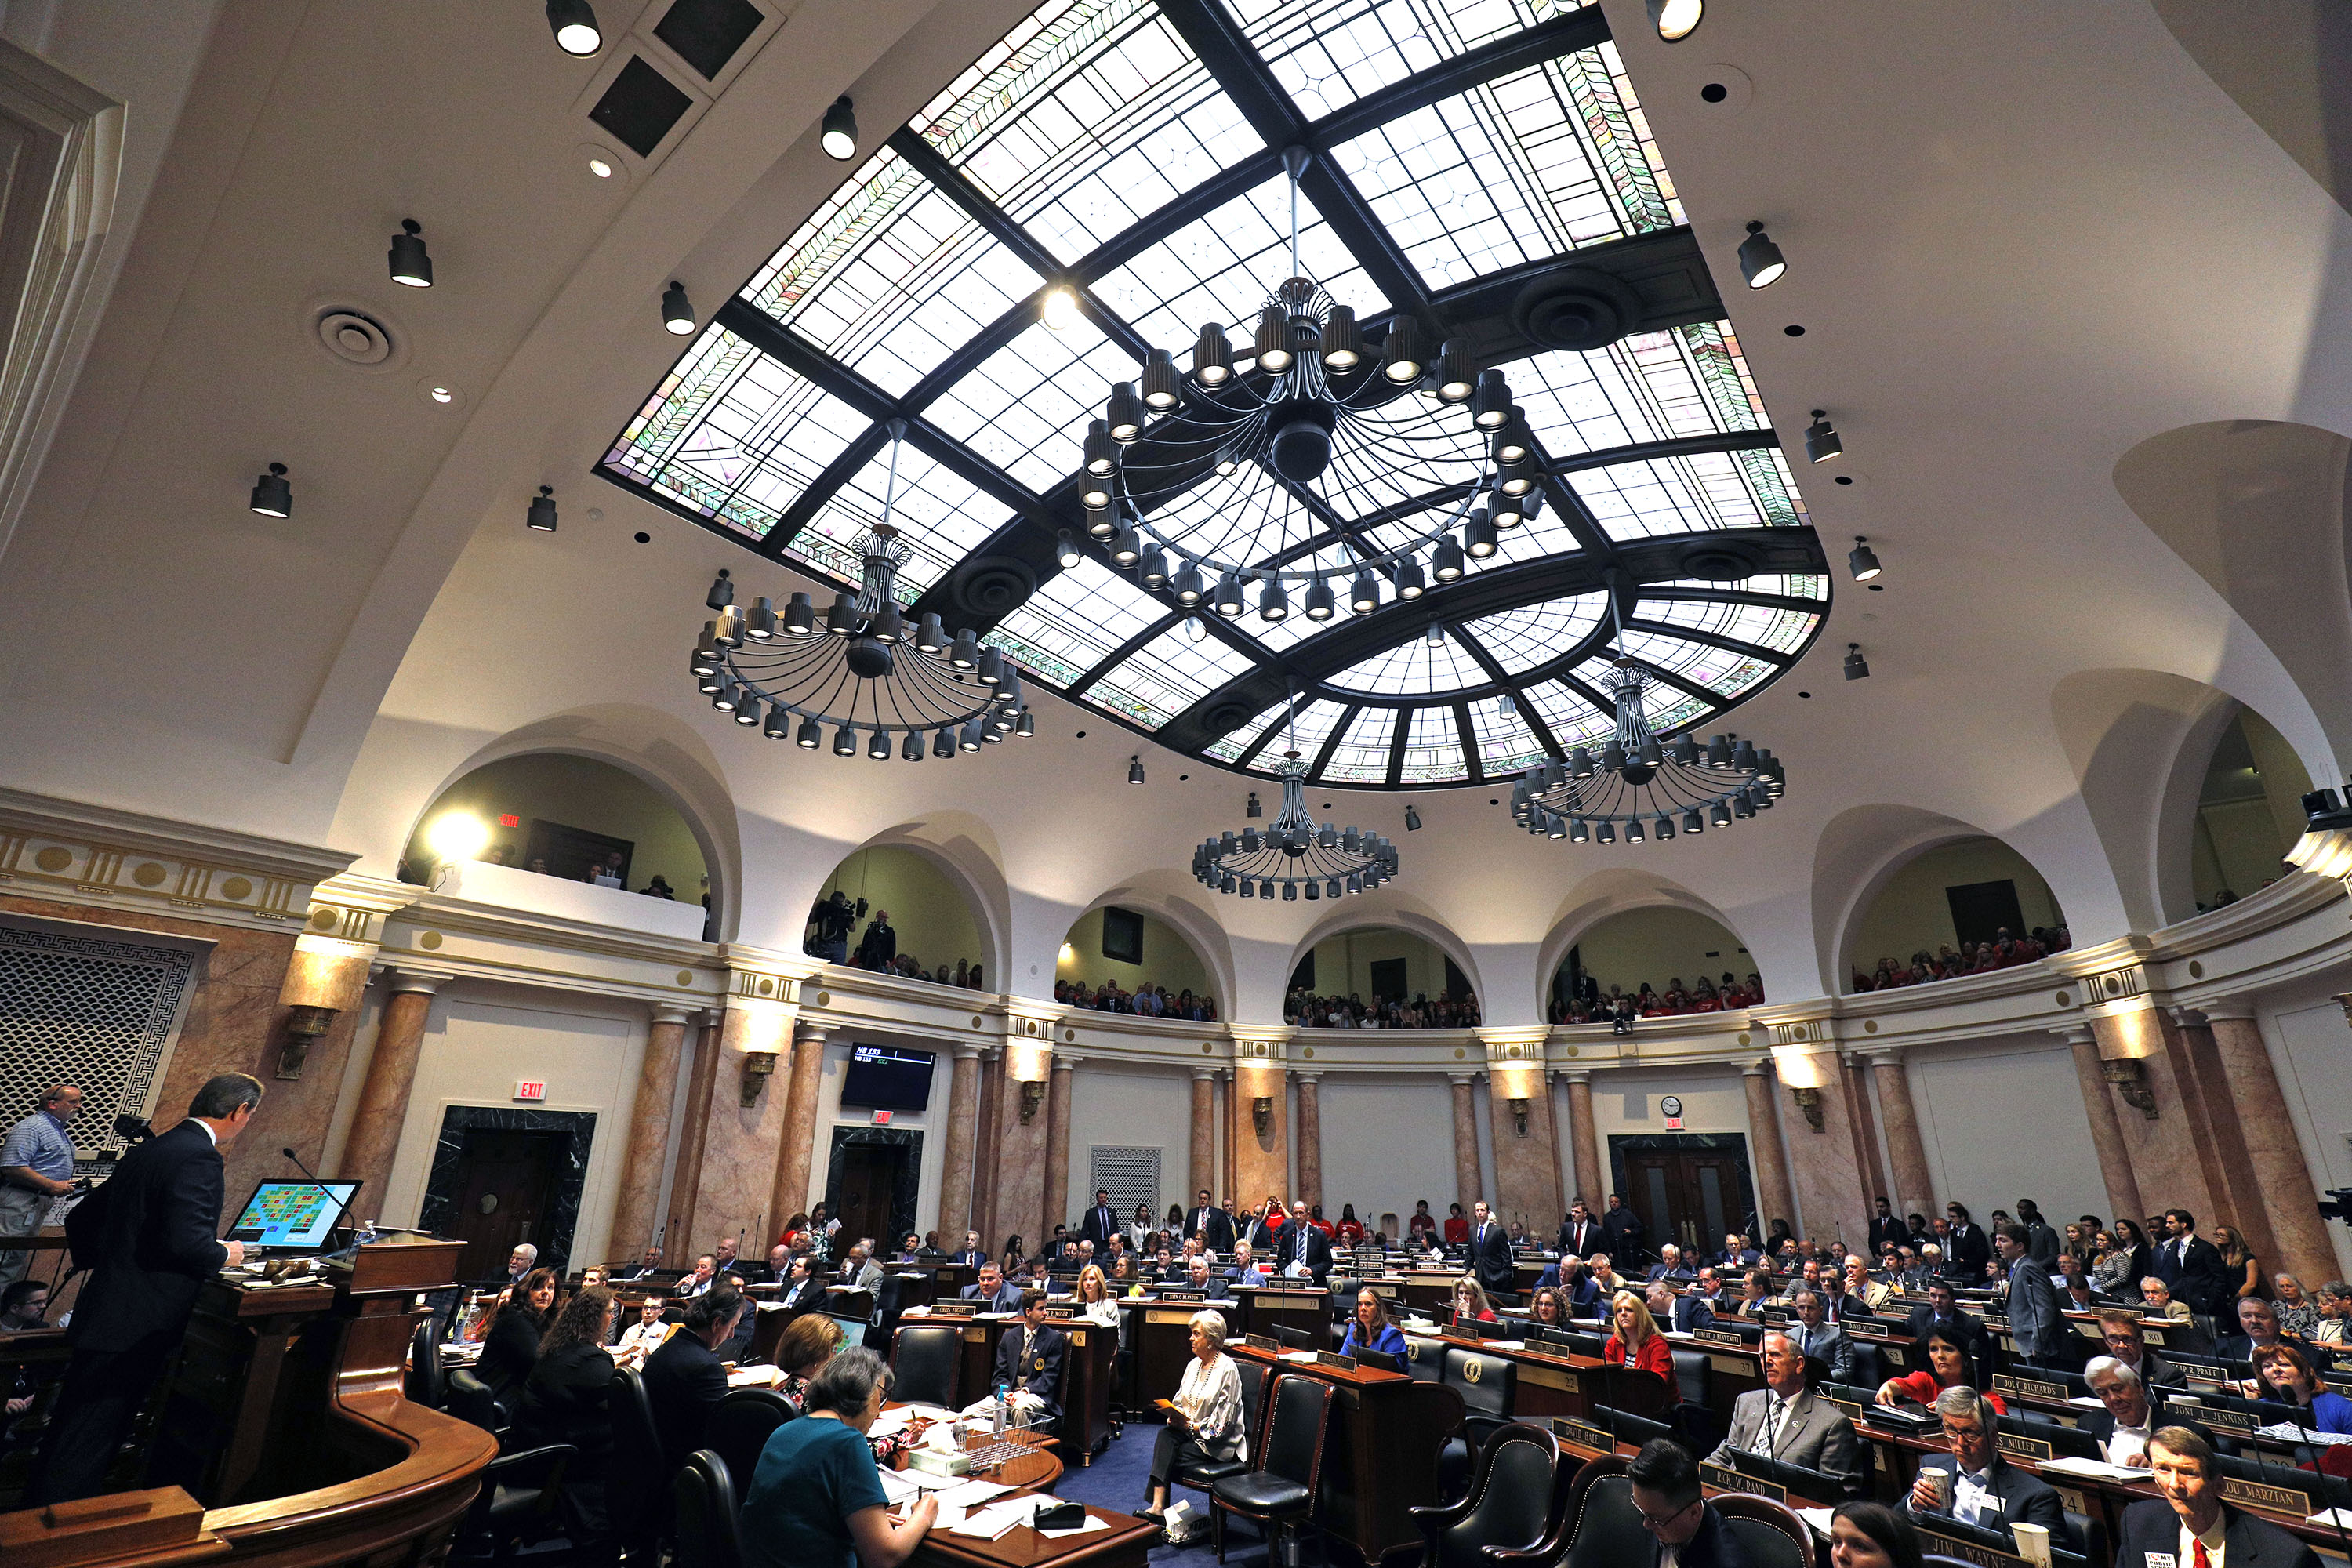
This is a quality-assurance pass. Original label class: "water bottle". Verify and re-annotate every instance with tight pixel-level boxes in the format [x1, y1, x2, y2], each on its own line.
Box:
[993, 1378, 1007, 1435]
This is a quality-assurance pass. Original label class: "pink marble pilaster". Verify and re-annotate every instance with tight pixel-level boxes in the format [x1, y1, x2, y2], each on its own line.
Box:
[608, 1001, 693, 1258]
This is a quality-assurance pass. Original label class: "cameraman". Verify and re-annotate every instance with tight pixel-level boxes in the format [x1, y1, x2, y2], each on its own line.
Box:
[0, 1083, 83, 1287]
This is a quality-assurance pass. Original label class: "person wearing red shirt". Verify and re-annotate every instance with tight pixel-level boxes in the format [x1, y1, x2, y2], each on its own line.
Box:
[1307, 1204, 1336, 1238]
[1334, 1204, 1366, 1244]
[1443, 1203, 1469, 1247]
[1603, 1290, 1674, 1379]
[1450, 1277, 1499, 1324]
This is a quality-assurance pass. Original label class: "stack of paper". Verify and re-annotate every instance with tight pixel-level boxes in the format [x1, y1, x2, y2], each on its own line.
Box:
[1280, 1349, 1320, 1362]
[2305, 1508, 2352, 1529]
[2256, 1423, 2352, 1446]
[2038, 1456, 2148, 1482]
[933, 1478, 1012, 1509]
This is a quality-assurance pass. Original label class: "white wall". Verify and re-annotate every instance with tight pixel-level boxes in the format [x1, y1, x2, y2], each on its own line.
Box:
[1062, 1062, 1196, 1232]
[2262, 996, 2352, 1277]
[1315, 1073, 1461, 1229]
[1905, 1036, 2108, 1230]
[788, 1029, 956, 1244]
[382, 988, 647, 1266]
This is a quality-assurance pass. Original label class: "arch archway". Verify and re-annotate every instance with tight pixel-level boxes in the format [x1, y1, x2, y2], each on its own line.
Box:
[1822, 808, 2071, 993]
[1552, 909, 1754, 1018]
[814, 831, 1004, 987]
[1531, 868, 1762, 1019]
[1283, 909, 1483, 1025]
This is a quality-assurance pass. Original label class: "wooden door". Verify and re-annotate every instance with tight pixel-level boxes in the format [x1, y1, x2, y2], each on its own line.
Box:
[836, 1143, 906, 1250]
[1623, 1150, 1747, 1255]
[448, 1129, 561, 1281]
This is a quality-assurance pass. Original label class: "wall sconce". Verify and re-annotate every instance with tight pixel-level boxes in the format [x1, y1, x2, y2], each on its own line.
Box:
[1509, 1098, 1530, 1138]
[1789, 1085, 1824, 1133]
[277, 1005, 339, 1080]
[740, 1051, 779, 1106]
[2101, 1056, 2159, 1119]
[1020, 1080, 1046, 1123]
[1252, 1095, 1273, 1135]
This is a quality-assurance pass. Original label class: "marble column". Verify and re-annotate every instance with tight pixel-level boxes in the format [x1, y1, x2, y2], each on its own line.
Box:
[1563, 1070, 1604, 1210]
[2205, 1002, 2339, 1288]
[1740, 1061, 1798, 1236]
[1188, 1069, 1216, 1201]
[667, 1014, 722, 1252]
[338, 972, 445, 1221]
[1450, 1075, 1483, 1211]
[1043, 1057, 1076, 1241]
[1773, 1051, 1870, 1243]
[1219, 1071, 1237, 1207]
[689, 1000, 796, 1249]
[988, 1044, 1051, 1254]
[1842, 1054, 1890, 1203]
[2060, 1025, 2144, 1235]
[973, 1048, 1003, 1247]
[2089, 1007, 2223, 1222]
[1867, 1050, 1936, 1218]
[610, 1002, 695, 1258]
[1233, 1062, 1289, 1209]
[1294, 1073, 1323, 1210]
[936, 1045, 985, 1244]
[2170, 1007, 2276, 1259]
[1486, 1072, 1561, 1229]
[768, 1023, 829, 1240]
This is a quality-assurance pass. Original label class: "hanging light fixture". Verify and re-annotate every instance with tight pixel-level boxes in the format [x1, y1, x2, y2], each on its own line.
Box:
[1064, 144, 1518, 629]
[662, 281, 696, 336]
[687, 422, 1027, 763]
[1844, 643, 1871, 681]
[1193, 691, 1399, 898]
[1848, 535, 1882, 581]
[1508, 586, 1787, 846]
[249, 463, 292, 518]
[388, 220, 433, 288]
[1737, 221, 1786, 288]
[1647, 0, 1703, 40]
[1804, 409, 1843, 463]
[821, 96, 858, 160]
[526, 485, 558, 532]
[546, 0, 601, 53]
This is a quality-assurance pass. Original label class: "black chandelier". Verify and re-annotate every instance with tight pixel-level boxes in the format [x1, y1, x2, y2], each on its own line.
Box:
[1193, 700, 1399, 899]
[1073, 147, 1537, 622]
[1509, 596, 1786, 844]
[689, 424, 1030, 758]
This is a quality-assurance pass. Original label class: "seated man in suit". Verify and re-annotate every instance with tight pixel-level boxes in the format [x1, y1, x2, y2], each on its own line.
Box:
[614, 1245, 664, 1281]
[1648, 1279, 1713, 1335]
[1787, 1288, 1857, 1384]
[2116, 1424, 2321, 1568]
[2219, 1297, 2321, 1367]
[960, 1262, 1024, 1314]
[1715, 1232, 1760, 1270]
[1905, 1279, 1991, 1367]
[1844, 1255, 1893, 1310]
[1708, 1329, 1857, 1475]
[1175, 1255, 1232, 1301]
[2098, 1310, 2187, 1388]
[1628, 1436, 1752, 1568]
[776, 1254, 826, 1312]
[1227, 1240, 1270, 1289]
[1647, 1243, 1695, 1283]
[642, 1283, 744, 1475]
[964, 1290, 1064, 1424]
[951, 1229, 989, 1268]
[2082, 1355, 2158, 1468]
[1904, 1385, 2067, 1544]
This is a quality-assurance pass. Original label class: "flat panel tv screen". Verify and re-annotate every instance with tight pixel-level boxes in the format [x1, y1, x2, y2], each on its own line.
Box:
[840, 1044, 936, 1111]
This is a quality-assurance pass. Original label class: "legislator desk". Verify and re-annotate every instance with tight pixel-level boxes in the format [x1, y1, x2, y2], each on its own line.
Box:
[913, 1308, 1118, 1465]
[1121, 1297, 1205, 1409]
[1548, 1421, 1849, 1509]
[1229, 1284, 1329, 1345]
[0, 1236, 496, 1568]
[1397, 1270, 1463, 1316]
[890, 1421, 1157, 1568]
[1229, 1343, 1464, 1564]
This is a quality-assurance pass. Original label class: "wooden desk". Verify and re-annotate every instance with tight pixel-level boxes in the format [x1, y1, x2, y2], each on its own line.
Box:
[892, 1425, 1158, 1568]
[1398, 1272, 1461, 1316]
[1230, 1345, 1463, 1564]
[1231, 1287, 1327, 1345]
[927, 1315, 1116, 1466]
[1123, 1299, 1205, 1409]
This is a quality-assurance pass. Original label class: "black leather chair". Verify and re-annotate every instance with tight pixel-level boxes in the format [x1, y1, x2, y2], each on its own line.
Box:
[1559, 1455, 1642, 1568]
[673, 1448, 742, 1568]
[1210, 1374, 1331, 1564]
[407, 1320, 447, 1410]
[607, 1364, 667, 1558]
[1438, 1344, 1518, 1498]
[1403, 1334, 1447, 1381]
[445, 1367, 502, 1434]
[892, 1323, 963, 1408]
[706, 1388, 796, 1495]
[1711, 1492, 1813, 1568]
[1849, 1339, 1884, 1387]
[453, 1443, 575, 1561]
[1668, 1348, 1719, 1451]
[1173, 1355, 1268, 1497]
[1410, 1421, 1563, 1568]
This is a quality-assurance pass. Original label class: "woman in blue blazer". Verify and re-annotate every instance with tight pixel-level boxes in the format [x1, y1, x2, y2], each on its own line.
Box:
[1340, 1287, 1408, 1359]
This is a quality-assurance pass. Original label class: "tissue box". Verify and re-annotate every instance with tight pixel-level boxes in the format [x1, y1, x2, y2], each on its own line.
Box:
[908, 1448, 973, 1477]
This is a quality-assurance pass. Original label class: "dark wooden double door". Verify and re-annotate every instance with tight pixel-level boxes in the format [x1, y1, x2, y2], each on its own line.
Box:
[1623, 1145, 1750, 1255]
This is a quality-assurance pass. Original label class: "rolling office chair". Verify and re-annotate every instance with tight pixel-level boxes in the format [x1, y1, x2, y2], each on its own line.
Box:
[1172, 1357, 1268, 1499]
[606, 1364, 668, 1562]
[705, 1388, 796, 1497]
[452, 1443, 575, 1562]
[1557, 1454, 1642, 1568]
[1438, 1345, 1518, 1500]
[406, 1320, 448, 1410]
[1210, 1374, 1332, 1565]
[445, 1368, 503, 1435]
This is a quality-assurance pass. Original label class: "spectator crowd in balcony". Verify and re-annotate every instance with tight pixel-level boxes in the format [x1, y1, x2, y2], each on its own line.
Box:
[805, 890, 986, 991]
[1283, 989, 1483, 1028]
[1849, 924, 2071, 993]
[1053, 979, 1218, 1019]
[1547, 970, 1766, 1026]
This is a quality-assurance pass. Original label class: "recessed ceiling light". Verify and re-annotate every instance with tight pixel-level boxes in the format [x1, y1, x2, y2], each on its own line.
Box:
[1040, 285, 1080, 331]
[430, 386, 453, 403]
[588, 155, 613, 178]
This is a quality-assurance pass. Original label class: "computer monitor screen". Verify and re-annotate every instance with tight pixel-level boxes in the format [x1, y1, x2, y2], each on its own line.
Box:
[229, 1178, 359, 1248]
[840, 1044, 937, 1111]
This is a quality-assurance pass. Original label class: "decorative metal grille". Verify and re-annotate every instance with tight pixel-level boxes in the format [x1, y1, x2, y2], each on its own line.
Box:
[1087, 1145, 1161, 1231]
[0, 919, 198, 1162]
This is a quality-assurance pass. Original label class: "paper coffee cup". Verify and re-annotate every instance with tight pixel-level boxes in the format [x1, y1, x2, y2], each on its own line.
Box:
[2012, 1523, 2052, 1567]
[1926, 1468, 1953, 1509]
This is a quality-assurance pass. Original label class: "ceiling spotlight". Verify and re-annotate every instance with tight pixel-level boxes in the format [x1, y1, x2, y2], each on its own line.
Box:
[1055, 530, 1082, 568]
[1172, 564, 1204, 605]
[1041, 284, 1081, 331]
[1804, 409, 1842, 463]
[1184, 612, 1207, 642]
[1738, 221, 1786, 289]
[1303, 577, 1335, 621]
[1848, 535, 1882, 581]
[526, 485, 558, 532]
[1425, 618, 1444, 646]
[388, 219, 433, 288]
[1844, 642, 1871, 681]
[1127, 754, 1145, 785]
[821, 96, 858, 161]
[1349, 570, 1381, 614]
[249, 463, 292, 518]
[586, 154, 614, 179]
[546, 0, 601, 54]
[1247, 791, 1263, 818]
[1647, 0, 1703, 40]
[1404, 804, 1422, 831]
[662, 280, 695, 336]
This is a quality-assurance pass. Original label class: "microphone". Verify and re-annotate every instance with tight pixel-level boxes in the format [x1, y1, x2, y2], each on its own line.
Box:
[282, 1145, 325, 1183]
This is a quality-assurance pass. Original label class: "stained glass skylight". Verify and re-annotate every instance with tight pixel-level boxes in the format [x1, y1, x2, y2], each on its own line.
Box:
[600, 0, 1824, 789]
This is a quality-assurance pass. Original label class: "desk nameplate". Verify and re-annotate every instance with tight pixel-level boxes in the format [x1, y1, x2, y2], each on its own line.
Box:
[2220, 1477, 2308, 1516]
[1695, 1328, 1750, 1348]
[1992, 1374, 2068, 1401]
[1916, 1528, 2029, 1568]
[1552, 1417, 1613, 1453]
[1699, 1461, 1785, 1503]
[1996, 1433, 2052, 1462]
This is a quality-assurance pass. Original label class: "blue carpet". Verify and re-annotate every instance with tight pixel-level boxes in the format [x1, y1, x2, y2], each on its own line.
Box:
[1055, 1421, 1367, 1568]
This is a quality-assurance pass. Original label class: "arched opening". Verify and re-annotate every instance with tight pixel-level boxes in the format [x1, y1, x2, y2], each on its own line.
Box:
[2183, 706, 2312, 912]
[1055, 906, 1221, 1019]
[402, 753, 713, 934]
[1842, 837, 2070, 993]
[1284, 926, 1481, 1027]
[810, 845, 991, 989]
[1550, 907, 1757, 1021]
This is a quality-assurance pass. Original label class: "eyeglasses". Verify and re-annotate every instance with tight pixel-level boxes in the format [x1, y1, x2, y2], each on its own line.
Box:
[1637, 1497, 1700, 1531]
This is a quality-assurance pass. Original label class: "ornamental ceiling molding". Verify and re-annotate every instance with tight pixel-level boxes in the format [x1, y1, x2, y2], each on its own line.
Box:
[0, 786, 355, 933]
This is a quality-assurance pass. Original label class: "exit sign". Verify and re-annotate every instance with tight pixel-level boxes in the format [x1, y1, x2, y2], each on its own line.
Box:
[871, 1109, 893, 1126]
[499, 813, 520, 827]
[514, 1080, 546, 1102]
[1665, 1116, 1683, 1130]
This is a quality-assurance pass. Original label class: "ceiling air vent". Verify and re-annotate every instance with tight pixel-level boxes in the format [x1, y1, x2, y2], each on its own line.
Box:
[654, 0, 765, 80]
[315, 308, 393, 366]
[590, 56, 695, 158]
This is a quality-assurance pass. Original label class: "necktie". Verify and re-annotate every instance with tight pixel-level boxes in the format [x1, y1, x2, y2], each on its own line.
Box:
[2193, 1542, 2210, 1568]
[1759, 1395, 1782, 1454]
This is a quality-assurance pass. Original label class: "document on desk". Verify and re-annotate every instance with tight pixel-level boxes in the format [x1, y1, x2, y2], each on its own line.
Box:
[934, 1478, 1012, 1509]
[1280, 1349, 1320, 1362]
[2037, 1456, 2149, 1482]
[948, 1501, 1031, 1540]
[1039, 1512, 1109, 1541]
[877, 1468, 923, 1505]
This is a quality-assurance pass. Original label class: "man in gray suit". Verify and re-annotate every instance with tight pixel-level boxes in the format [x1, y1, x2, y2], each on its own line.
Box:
[1996, 1224, 2063, 1364]
[1708, 1329, 1857, 1475]
[1787, 1288, 1856, 1383]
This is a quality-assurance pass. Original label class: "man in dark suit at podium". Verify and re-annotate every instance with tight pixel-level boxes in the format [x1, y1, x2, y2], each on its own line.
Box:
[1468, 1200, 1515, 1296]
[1276, 1200, 1332, 1282]
[29, 1073, 263, 1504]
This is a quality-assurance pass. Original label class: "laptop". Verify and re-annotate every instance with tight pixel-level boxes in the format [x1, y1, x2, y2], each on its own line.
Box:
[226, 1177, 361, 1253]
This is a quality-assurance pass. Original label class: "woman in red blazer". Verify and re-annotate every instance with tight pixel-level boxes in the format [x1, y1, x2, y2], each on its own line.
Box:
[1602, 1290, 1673, 1378]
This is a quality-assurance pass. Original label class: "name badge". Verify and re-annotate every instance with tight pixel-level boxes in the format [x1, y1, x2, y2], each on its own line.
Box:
[2143, 1555, 2176, 1568]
